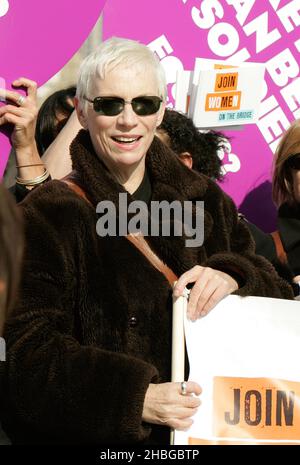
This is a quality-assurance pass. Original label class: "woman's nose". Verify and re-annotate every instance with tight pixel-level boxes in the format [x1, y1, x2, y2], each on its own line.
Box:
[117, 102, 138, 127]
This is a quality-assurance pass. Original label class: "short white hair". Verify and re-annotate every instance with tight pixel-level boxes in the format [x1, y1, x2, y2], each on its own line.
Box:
[76, 37, 167, 111]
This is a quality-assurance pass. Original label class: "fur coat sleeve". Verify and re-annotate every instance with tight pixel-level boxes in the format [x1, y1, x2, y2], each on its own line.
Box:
[200, 184, 293, 299]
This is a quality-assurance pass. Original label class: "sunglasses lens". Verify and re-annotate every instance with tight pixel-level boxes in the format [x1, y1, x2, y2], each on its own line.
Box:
[91, 96, 162, 116]
[93, 97, 124, 116]
[132, 97, 162, 116]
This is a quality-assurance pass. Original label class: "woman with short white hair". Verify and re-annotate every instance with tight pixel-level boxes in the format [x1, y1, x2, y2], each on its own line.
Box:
[1, 37, 292, 444]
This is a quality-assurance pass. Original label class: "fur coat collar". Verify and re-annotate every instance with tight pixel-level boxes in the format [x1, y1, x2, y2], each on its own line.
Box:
[69, 129, 212, 275]
[70, 129, 209, 206]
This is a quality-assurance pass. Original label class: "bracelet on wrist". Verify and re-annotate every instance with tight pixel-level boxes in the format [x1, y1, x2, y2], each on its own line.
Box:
[15, 167, 50, 186]
[16, 163, 45, 169]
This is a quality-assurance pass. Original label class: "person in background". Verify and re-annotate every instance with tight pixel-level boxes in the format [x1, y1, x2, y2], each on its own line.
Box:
[157, 108, 223, 181]
[156, 109, 299, 297]
[40, 93, 80, 179]
[0, 78, 50, 202]
[1, 83, 77, 203]
[0, 185, 23, 336]
[272, 119, 300, 295]
[0, 185, 23, 444]
[35, 86, 76, 156]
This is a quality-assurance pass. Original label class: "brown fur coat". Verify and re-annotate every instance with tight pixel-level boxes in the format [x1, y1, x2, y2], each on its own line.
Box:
[1, 131, 292, 444]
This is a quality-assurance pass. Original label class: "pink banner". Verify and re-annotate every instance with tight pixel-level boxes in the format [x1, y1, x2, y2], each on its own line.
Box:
[103, 0, 300, 230]
[0, 0, 107, 178]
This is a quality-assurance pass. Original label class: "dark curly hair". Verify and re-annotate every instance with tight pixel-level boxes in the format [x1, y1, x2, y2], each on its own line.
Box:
[158, 109, 224, 180]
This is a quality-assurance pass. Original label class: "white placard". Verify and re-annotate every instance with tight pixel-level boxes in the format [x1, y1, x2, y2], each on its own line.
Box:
[174, 295, 300, 445]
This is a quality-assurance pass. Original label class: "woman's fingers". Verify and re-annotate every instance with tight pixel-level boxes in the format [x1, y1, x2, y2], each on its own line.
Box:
[12, 77, 37, 100]
[170, 417, 194, 431]
[189, 274, 228, 319]
[0, 112, 20, 126]
[164, 406, 199, 425]
[177, 380, 202, 398]
[187, 270, 210, 320]
[3, 78, 38, 107]
[0, 104, 36, 130]
[174, 266, 239, 320]
[197, 285, 228, 318]
[142, 381, 202, 428]
[0, 104, 23, 117]
[2, 89, 24, 105]
[173, 265, 203, 297]
[0, 90, 38, 151]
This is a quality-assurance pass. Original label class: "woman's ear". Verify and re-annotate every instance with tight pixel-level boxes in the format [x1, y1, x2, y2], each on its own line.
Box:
[155, 101, 166, 128]
[178, 152, 193, 170]
[74, 97, 88, 129]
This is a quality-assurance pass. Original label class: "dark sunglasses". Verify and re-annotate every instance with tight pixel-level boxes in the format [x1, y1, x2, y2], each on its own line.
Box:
[83, 95, 162, 116]
[286, 154, 300, 170]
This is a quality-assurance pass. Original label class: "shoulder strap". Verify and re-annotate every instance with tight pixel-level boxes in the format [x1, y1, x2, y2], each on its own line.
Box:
[126, 233, 178, 286]
[271, 230, 288, 265]
[62, 171, 92, 206]
[62, 175, 178, 287]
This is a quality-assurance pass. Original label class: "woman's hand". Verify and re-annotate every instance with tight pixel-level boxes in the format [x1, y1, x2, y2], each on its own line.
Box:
[0, 77, 38, 152]
[0, 77, 45, 184]
[174, 265, 239, 320]
[142, 381, 201, 430]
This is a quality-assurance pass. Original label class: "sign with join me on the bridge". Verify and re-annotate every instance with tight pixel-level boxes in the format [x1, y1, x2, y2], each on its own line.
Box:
[175, 59, 265, 128]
